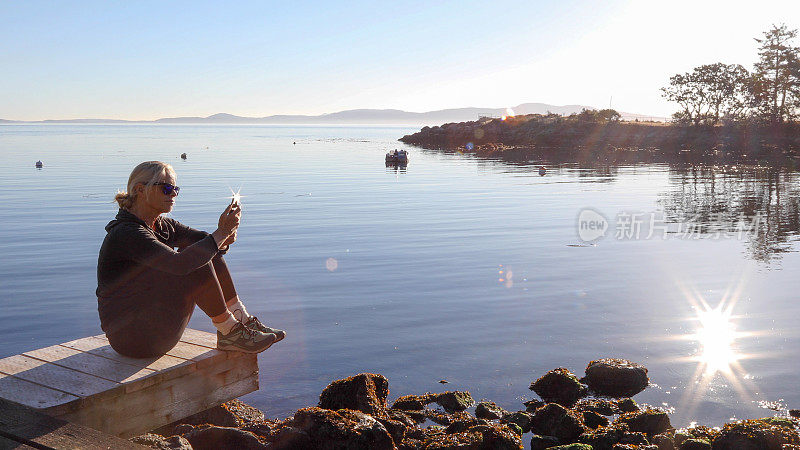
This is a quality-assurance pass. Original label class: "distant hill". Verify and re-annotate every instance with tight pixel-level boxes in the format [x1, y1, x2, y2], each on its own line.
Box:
[1, 103, 665, 125]
[155, 104, 600, 125]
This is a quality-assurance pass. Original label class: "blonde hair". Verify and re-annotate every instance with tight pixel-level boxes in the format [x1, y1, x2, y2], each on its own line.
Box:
[115, 161, 176, 209]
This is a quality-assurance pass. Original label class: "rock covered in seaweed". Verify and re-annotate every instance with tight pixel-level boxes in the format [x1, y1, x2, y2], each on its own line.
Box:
[266, 425, 313, 450]
[391, 393, 433, 411]
[291, 407, 395, 450]
[616, 398, 640, 413]
[680, 438, 711, 450]
[524, 399, 546, 412]
[420, 423, 523, 450]
[318, 372, 390, 419]
[530, 403, 587, 442]
[582, 410, 609, 429]
[530, 368, 588, 407]
[185, 426, 265, 449]
[151, 399, 265, 436]
[614, 408, 672, 437]
[476, 400, 508, 419]
[577, 423, 629, 449]
[530, 434, 561, 449]
[129, 433, 193, 449]
[433, 391, 475, 413]
[711, 418, 800, 449]
[389, 391, 474, 414]
[501, 411, 534, 433]
[583, 358, 649, 397]
[574, 398, 618, 416]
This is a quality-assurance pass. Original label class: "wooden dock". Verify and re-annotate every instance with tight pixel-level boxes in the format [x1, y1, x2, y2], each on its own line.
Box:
[0, 397, 146, 449]
[0, 329, 258, 439]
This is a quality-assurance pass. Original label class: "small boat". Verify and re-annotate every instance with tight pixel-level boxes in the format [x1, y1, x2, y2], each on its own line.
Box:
[35, 160, 43, 168]
[385, 149, 408, 163]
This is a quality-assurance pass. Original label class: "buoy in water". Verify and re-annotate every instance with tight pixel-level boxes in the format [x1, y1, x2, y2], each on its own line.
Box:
[538, 166, 546, 176]
[180, 153, 187, 160]
[35, 160, 43, 168]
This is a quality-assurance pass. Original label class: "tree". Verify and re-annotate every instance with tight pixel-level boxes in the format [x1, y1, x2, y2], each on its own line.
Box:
[661, 72, 704, 124]
[695, 63, 751, 122]
[571, 108, 621, 123]
[661, 63, 750, 125]
[752, 24, 800, 123]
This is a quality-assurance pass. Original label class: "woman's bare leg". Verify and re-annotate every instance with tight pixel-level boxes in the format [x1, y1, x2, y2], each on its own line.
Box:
[186, 258, 229, 319]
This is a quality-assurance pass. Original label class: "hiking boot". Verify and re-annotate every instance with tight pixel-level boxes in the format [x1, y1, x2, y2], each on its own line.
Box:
[245, 316, 286, 342]
[217, 322, 277, 353]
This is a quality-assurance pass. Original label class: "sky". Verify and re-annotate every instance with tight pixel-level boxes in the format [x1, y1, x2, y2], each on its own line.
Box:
[2, 0, 799, 121]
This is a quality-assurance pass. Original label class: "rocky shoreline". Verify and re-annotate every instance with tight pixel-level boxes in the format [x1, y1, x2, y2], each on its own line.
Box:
[398, 115, 800, 162]
[129, 358, 800, 449]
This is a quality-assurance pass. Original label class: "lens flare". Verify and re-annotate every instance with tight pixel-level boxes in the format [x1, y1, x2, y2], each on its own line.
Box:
[228, 187, 243, 204]
[326, 258, 338, 272]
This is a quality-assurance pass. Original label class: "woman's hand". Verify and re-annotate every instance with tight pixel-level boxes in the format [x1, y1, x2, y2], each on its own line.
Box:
[221, 231, 237, 247]
[212, 203, 241, 248]
[218, 202, 241, 234]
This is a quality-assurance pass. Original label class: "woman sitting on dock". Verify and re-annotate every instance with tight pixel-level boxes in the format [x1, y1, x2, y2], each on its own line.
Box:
[96, 161, 285, 358]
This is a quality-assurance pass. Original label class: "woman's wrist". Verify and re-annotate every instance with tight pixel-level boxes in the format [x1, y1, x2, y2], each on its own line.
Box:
[211, 229, 229, 249]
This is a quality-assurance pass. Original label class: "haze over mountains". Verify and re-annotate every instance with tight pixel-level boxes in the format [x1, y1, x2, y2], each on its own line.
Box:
[0, 103, 662, 125]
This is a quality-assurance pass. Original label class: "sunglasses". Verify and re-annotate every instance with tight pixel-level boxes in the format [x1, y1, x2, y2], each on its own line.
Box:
[152, 182, 180, 195]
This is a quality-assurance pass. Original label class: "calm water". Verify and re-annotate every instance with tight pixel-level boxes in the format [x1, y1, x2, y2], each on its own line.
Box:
[2, 124, 800, 433]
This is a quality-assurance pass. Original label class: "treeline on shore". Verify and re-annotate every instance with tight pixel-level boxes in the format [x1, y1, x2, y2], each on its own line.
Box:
[399, 114, 800, 158]
[400, 24, 800, 158]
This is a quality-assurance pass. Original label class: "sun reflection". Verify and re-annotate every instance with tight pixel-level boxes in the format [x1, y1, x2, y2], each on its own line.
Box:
[670, 278, 767, 420]
[693, 303, 738, 375]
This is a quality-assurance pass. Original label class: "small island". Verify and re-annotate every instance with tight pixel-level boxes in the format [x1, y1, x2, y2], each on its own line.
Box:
[401, 24, 800, 164]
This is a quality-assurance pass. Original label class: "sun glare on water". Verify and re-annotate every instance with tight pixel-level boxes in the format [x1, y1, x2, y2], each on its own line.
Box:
[671, 279, 768, 418]
[693, 304, 739, 375]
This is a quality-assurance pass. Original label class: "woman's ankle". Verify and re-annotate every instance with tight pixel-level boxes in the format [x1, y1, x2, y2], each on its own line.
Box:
[226, 296, 252, 322]
[212, 311, 238, 335]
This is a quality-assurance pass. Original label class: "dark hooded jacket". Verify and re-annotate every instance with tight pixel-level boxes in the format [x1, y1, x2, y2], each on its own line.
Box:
[96, 209, 220, 356]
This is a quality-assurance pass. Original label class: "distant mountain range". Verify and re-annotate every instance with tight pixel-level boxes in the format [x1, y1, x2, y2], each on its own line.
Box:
[0, 103, 663, 125]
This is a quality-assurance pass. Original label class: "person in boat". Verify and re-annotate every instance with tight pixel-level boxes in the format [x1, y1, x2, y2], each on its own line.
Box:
[96, 161, 285, 358]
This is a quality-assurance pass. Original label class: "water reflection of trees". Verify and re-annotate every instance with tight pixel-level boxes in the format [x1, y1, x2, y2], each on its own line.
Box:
[416, 145, 800, 262]
[659, 166, 800, 263]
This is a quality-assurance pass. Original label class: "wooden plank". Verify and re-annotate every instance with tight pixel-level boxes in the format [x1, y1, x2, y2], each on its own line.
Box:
[116, 376, 259, 438]
[0, 435, 38, 449]
[87, 354, 255, 419]
[111, 357, 259, 438]
[165, 341, 229, 370]
[0, 373, 79, 410]
[56, 354, 258, 437]
[24, 345, 156, 385]
[0, 355, 121, 399]
[178, 328, 217, 348]
[60, 338, 197, 385]
[0, 398, 146, 449]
